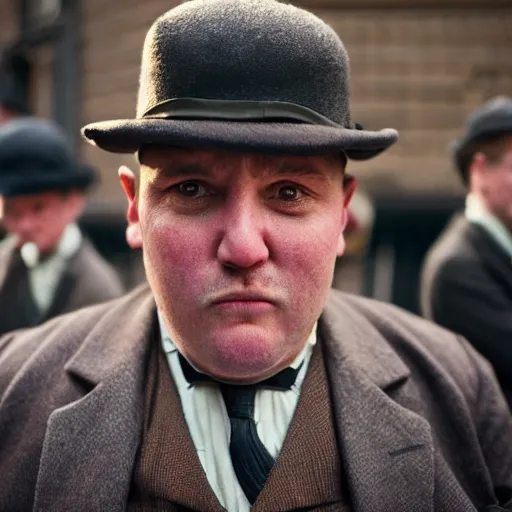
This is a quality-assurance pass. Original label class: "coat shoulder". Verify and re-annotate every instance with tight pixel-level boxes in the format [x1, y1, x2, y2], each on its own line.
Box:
[423, 215, 477, 275]
[325, 290, 492, 405]
[73, 240, 126, 298]
[0, 285, 151, 396]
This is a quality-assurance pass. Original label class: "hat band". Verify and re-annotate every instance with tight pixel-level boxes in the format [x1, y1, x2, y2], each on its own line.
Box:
[142, 97, 343, 128]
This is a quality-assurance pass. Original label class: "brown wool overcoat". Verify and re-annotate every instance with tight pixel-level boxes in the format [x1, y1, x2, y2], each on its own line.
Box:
[0, 285, 511, 511]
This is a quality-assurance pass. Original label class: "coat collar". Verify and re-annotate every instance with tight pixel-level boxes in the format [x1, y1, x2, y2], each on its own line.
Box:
[64, 285, 156, 385]
[34, 286, 157, 512]
[454, 213, 512, 290]
[465, 194, 512, 260]
[321, 291, 410, 389]
[320, 290, 434, 512]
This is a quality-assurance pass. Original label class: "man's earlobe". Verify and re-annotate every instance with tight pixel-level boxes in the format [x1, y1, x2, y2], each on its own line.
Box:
[126, 223, 142, 249]
[336, 176, 358, 256]
[341, 176, 357, 227]
[118, 166, 142, 249]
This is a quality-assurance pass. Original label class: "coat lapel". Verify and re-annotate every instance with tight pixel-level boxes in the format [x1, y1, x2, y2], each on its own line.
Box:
[33, 286, 157, 512]
[467, 221, 512, 293]
[130, 342, 225, 511]
[321, 292, 434, 512]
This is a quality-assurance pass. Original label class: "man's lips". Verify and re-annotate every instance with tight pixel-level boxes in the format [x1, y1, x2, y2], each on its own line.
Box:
[210, 291, 276, 305]
[208, 291, 279, 312]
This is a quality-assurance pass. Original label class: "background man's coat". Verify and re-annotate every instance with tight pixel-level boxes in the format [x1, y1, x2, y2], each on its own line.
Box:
[0, 238, 124, 335]
[421, 214, 512, 403]
[0, 286, 511, 511]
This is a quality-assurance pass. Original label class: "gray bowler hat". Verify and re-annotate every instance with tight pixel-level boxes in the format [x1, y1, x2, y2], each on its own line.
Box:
[453, 96, 512, 183]
[82, 0, 398, 160]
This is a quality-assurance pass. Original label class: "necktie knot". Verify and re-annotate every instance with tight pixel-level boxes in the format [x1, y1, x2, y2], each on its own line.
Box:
[220, 384, 256, 420]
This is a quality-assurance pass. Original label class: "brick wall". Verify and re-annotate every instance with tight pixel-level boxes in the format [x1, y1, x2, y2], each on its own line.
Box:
[319, 7, 512, 196]
[81, 0, 183, 207]
[22, 2, 512, 204]
[0, 1, 53, 121]
[0, 0, 18, 45]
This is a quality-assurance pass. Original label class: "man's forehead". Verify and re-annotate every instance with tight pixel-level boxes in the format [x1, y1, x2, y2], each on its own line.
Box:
[139, 146, 344, 177]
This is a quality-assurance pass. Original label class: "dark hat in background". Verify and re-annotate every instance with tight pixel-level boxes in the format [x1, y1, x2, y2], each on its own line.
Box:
[452, 96, 512, 184]
[0, 117, 96, 196]
[83, 0, 398, 160]
[0, 52, 31, 115]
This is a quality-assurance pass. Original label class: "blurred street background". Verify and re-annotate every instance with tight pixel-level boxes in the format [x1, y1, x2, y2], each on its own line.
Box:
[1, 0, 511, 313]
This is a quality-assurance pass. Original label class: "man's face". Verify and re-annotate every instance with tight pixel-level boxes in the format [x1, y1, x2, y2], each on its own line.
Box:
[477, 136, 512, 231]
[128, 147, 355, 383]
[0, 190, 84, 254]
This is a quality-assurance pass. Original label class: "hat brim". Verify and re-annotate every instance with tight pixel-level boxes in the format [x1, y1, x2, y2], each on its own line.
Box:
[0, 166, 96, 197]
[82, 119, 398, 160]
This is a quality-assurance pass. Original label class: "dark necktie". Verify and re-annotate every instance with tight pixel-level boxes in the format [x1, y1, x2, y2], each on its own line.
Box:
[179, 354, 301, 504]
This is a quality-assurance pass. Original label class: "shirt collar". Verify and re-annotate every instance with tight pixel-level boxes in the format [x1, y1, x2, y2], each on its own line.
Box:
[158, 310, 317, 382]
[465, 193, 512, 259]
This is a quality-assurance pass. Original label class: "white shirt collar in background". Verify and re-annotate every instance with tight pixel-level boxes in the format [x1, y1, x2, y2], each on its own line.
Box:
[465, 193, 512, 259]
[22, 223, 82, 312]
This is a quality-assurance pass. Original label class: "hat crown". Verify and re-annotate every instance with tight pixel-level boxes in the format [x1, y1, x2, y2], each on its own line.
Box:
[0, 118, 74, 171]
[137, 0, 352, 127]
[0, 118, 95, 195]
[465, 95, 512, 140]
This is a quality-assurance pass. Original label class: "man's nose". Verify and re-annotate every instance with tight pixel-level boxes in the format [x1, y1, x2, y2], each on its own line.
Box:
[216, 201, 269, 270]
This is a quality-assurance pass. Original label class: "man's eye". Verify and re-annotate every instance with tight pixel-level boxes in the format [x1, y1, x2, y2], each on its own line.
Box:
[175, 181, 206, 197]
[277, 185, 303, 201]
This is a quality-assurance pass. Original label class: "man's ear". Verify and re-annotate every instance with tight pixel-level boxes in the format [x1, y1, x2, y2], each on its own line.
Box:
[468, 153, 489, 195]
[336, 175, 358, 256]
[118, 165, 142, 249]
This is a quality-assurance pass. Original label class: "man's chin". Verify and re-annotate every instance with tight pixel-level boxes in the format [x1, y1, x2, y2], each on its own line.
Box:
[205, 359, 285, 385]
[203, 327, 285, 383]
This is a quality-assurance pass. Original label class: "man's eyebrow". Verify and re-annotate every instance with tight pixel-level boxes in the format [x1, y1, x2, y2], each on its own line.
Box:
[144, 163, 211, 181]
[267, 163, 329, 180]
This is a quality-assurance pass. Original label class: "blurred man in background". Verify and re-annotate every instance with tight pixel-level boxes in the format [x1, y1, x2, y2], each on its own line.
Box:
[0, 117, 124, 336]
[421, 96, 512, 404]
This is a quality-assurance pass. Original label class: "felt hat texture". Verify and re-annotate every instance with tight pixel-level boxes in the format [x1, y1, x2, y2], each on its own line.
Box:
[83, 0, 398, 160]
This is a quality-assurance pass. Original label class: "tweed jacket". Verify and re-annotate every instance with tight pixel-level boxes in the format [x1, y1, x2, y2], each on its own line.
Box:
[0, 285, 511, 512]
[0, 237, 124, 335]
[421, 214, 512, 402]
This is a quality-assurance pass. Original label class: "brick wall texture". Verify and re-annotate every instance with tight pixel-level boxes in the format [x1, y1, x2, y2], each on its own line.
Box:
[0, 0, 18, 43]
